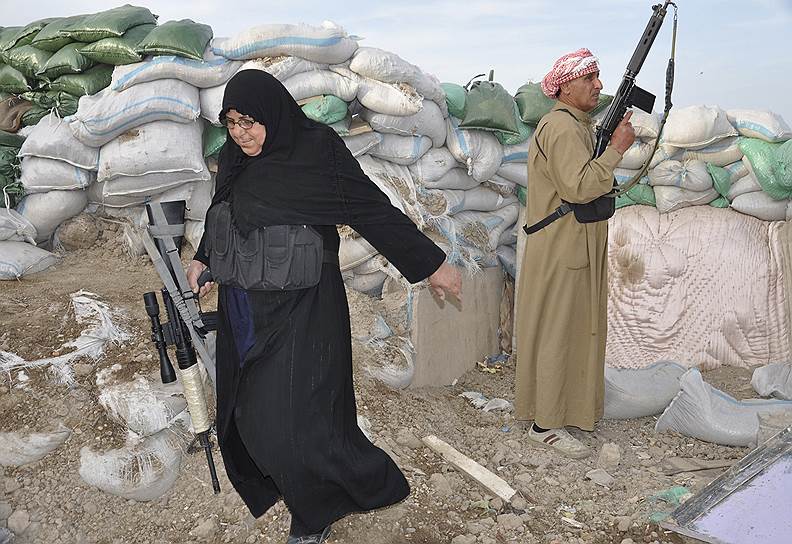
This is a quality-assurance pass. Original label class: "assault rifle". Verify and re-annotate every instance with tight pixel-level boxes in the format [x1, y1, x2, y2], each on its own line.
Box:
[141, 200, 220, 494]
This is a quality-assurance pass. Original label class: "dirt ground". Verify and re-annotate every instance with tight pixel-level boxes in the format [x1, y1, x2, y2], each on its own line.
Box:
[0, 217, 758, 544]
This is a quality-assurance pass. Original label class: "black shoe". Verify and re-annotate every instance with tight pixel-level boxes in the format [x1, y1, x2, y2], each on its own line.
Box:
[285, 524, 332, 544]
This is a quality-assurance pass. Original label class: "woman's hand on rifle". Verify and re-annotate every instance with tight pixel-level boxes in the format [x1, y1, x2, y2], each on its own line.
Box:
[187, 260, 215, 298]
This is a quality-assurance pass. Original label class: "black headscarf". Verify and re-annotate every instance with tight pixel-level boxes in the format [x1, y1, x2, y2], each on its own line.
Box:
[210, 69, 406, 234]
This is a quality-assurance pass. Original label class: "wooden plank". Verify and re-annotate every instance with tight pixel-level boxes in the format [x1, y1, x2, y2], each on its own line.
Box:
[422, 434, 517, 503]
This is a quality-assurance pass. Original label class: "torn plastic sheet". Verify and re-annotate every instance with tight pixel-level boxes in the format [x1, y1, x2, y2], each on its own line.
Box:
[0, 290, 130, 386]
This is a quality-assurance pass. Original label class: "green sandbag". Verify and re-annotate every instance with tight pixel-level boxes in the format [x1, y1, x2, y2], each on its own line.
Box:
[775, 139, 792, 191]
[31, 15, 87, 52]
[0, 130, 24, 149]
[60, 5, 158, 42]
[48, 64, 113, 96]
[4, 45, 53, 79]
[616, 193, 635, 209]
[441, 83, 466, 119]
[515, 82, 555, 125]
[460, 80, 520, 135]
[496, 102, 534, 145]
[516, 185, 526, 207]
[0, 19, 58, 54]
[739, 138, 790, 200]
[0, 176, 23, 208]
[0, 28, 23, 56]
[20, 90, 78, 116]
[0, 64, 30, 93]
[626, 183, 656, 206]
[709, 196, 729, 208]
[38, 43, 96, 80]
[79, 24, 155, 65]
[203, 123, 227, 158]
[0, 147, 19, 178]
[136, 19, 213, 61]
[301, 95, 348, 125]
[706, 163, 732, 198]
[21, 104, 50, 126]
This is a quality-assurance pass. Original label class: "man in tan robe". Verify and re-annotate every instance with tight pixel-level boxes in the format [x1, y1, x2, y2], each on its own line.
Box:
[515, 48, 635, 458]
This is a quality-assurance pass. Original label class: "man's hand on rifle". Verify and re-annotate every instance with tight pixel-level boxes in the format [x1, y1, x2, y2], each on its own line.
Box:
[609, 110, 636, 155]
[187, 260, 215, 298]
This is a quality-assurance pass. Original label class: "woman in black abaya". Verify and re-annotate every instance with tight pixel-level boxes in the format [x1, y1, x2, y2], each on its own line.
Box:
[187, 70, 461, 544]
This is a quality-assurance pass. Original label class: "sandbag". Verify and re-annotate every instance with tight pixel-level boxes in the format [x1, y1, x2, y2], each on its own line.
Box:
[101, 167, 210, 198]
[0, 240, 59, 279]
[653, 185, 718, 214]
[725, 160, 748, 183]
[355, 75, 422, 117]
[648, 159, 713, 191]
[78, 24, 155, 65]
[706, 163, 731, 198]
[451, 203, 520, 252]
[648, 142, 681, 169]
[726, 109, 792, 143]
[655, 368, 792, 447]
[135, 19, 213, 61]
[0, 209, 37, 243]
[515, 82, 555, 125]
[408, 147, 458, 184]
[0, 94, 32, 132]
[368, 133, 432, 166]
[340, 236, 378, 271]
[495, 111, 534, 146]
[341, 132, 381, 158]
[446, 116, 503, 182]
[727, 171, 762, 201]
[0, 64, 31, 93]
[202, 123, 226, 158]
[460, 80, 519, 135]
[604, 361, 686, 419]
[348, 47, 446, 114]
[240, 56, 328, 82]
[356, 155, 423, 227]
[360, 100, 446, 147]
[495, 162, 528, 187]
[501, 140, 530, 164]
[211, 22, 358, 64]
[98, 375, 187, 437]
[60, 6, 158, 42]
[731, 191, 788, 221]
[18, 112, 99, 169]
[344, 269, 388, 297]
[662, 105, 737, 150]
[70, 79, 200, 147]
[19, 90, 78, 118]
[17, 189, 88, 242]
[282, 69, 357, 102]
[497, 245, 516, 278]
[301, 95, 348, 125]
[20, 157, 95, 193]
[37, 43, 96, 80]
[420, 168, 479, 191]
[49, 64, 113, 96]
[0, 27, 24, 55]
[111, 48, 242, 91]
[3, 45, 52, 79]
[31, 15, 87, 52]
[752, 363, 792, 400]
[624, 183, 656, 207]
[98, 120, 205, 181]
[418, 186, 517, 216]
[199, 83, 226, 125]
[441, 82, 466, 119]
[682, 136, 743, 167]
[619, 139, 655, 170]
[739, 138, 790, 200]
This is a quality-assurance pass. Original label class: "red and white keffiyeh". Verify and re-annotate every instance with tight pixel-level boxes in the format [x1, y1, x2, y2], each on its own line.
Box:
[540, 48, 600, 98]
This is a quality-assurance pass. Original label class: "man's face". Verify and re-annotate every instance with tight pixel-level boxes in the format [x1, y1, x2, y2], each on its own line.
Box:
[559, 71, 603, 112]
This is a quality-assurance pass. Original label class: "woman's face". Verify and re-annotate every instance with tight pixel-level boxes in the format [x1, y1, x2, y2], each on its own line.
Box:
[224, 109, 267, 156]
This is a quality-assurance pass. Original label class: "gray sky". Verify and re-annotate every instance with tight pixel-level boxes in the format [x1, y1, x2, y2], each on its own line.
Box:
[6, 0, 792, 122]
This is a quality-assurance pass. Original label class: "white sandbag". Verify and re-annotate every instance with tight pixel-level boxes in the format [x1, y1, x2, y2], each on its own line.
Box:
[0, 209, 37, 243]
[752, 363, 792, 400]
[101, 167, 211, 198]
[726, 109, 792, 143]
[184, 220, 204, 253]
[344, 269, 388, 296]
[88, 182, 147, 208]
[0, 426, 70, 465]
[653, 185, 718, 213]
[446, 117, 503, 182]
[501, 140, 531, 164]
[368, 133, 431, 165]
[200, 83, 226, 125]
[281, 69, 358, 102]
[727, 170, 762, 201]
[184, 177, 214, 221]
[340, 236, 378, 271]
[360, 100, 446, 147]
[99, 375, 187, 437]
[348, 47, 447, 115]
[648, 142, 681, 169]
[342, 132, 381, 157]
[648, 159, 713, 191]
[662, 105, 737, 150]
[496, 244, 516, 279]
[731, 191, 788, 221]
[593, 108, 660, 140]
[408, 147, 458, 184]
[496, 162, 528, 187]
[421, 168, 479, 191]
[98, 120, 205, 181]
[619, 139, 655, 169]
[356, 76, 423, 117]
[0, 240, 59, 279]
[241, 56, 328, 81]
[682, 136, 744, 167]
[613, 168, 646, 185]
[357, 155, 423, 227]
[79, 426, 185, 502]
[70, 80, 200, 147]
[17, 113, 99, 170]
[725, 160, 749, 184]
[655, 368, 792, 447]
[211, 22, 358, 64]
[604, 361, 686, 419]
[418, 186, 516, 217]
[111, 49, 242, 92]
[19, 157, 95, 193]
[484, 177, 518, 197]
[451, 203, 520, 252]
[17, 190, 88, 242]
[351, 254, 388, 276]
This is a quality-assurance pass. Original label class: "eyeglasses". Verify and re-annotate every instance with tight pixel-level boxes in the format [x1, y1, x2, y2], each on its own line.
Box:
[221, 117, 255, 130]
